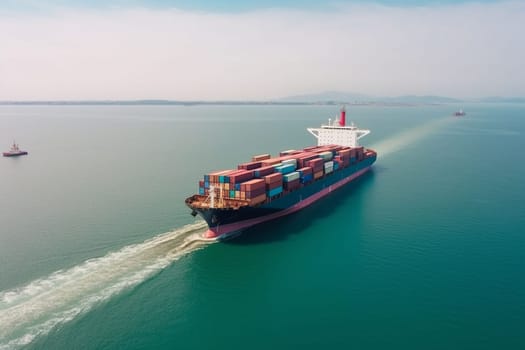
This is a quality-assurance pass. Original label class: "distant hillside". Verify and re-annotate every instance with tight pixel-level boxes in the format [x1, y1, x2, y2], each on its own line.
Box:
[380, 95, 463, 104]
[477, 97, 525, 103]
[278, 91, 463, 104]
[0, 100, 310, 106]
[278, 91, 373, 103]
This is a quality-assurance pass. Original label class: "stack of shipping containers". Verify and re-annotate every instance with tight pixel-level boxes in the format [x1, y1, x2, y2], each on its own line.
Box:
[197, 144, 369, 207]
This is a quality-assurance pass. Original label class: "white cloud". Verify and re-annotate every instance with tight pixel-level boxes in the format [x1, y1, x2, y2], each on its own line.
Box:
[0, 1, 524, 100]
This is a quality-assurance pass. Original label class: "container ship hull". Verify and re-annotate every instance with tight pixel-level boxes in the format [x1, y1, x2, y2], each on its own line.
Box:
[188, 155, 375, 239]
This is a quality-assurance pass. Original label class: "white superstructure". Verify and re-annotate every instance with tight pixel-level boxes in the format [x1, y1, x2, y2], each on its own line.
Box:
[307, 107, 370, 148]
[8, 141, 21, 153]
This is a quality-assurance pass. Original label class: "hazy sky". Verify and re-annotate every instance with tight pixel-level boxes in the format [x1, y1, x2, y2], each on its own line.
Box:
[0, 0, 523, 100]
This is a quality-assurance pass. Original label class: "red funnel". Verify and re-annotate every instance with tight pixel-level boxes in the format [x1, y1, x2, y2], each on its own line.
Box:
[339, 106, 346, 126]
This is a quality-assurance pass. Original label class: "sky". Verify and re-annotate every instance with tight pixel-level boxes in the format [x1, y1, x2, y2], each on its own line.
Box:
[0, 0, 523, 100]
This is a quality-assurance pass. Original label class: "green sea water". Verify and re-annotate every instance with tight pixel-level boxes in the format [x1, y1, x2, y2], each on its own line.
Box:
[0, 104, 524, 349]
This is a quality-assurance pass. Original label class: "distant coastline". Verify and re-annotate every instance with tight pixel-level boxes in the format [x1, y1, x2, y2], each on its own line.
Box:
[0, 100, 424, 106]
[1, 93, 523, 106]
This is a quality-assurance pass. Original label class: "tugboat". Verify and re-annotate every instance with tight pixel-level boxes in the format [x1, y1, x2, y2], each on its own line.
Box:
[3, 141, 28, 157]
[454, 109, 466, 117]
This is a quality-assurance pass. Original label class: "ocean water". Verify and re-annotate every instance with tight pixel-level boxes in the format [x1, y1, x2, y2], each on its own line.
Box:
[0, 104, 524, 349]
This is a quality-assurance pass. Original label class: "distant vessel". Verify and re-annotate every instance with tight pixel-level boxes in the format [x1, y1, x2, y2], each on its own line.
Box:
[185, 107, 377, 239]
[454, 109, 466, 116]
[3, 141, 28, 157]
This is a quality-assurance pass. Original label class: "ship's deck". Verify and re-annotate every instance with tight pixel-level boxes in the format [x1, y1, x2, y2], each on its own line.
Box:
[185, 195, 249, 210]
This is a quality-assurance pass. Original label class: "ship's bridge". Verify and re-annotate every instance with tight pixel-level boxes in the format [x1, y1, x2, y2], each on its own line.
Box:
[307, 108, 370, 148]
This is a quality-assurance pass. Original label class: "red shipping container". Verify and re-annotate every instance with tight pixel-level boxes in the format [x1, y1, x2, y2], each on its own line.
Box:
[252, 154, 271, 161]
[297, 153, 319, 168]
[264, 172, 283, 184]
[355, 146, 364, 161]
[238, 161, 262, 170]
[245, 187, 266, 198]
[306, 158, 324, 171]
[254, 165, 275, 177]
[240, 179, 265, 191]
[266, 181, 282, 190]
[261, 158, 282, 166]
[229, 170, 253, 184]
[296, 167, 313, 175]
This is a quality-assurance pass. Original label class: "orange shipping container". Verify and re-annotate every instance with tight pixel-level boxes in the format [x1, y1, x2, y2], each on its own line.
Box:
[249, 194, 267, 205]
[297, 166, 313, 175]
[241, 178, 266, 191]
[264, 172, 283, 184]
[252, 154, 271, 161]
[261, 158, 282, 166]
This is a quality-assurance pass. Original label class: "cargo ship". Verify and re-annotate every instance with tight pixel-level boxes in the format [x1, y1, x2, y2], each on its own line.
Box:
[185, 107, 377, 239]
[3, 141, 28, 157]
[454, 109, 466, 116]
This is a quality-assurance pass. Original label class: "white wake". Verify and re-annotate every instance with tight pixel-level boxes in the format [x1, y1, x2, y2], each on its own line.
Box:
[370, 117, 452, 158]
[0, 221, 212, 349]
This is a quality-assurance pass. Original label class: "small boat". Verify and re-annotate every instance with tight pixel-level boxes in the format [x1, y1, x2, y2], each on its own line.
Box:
[454, 109, 466, 116]
[3, 141, 28, 157]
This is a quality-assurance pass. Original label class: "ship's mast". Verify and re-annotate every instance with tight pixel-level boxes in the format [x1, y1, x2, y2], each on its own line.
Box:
[209, 184, 216, 208]
[219, 184, 224, 208]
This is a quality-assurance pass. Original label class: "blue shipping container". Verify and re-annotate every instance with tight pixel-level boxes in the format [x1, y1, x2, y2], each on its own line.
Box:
[275, 164, 296, 175]
[267, 186, 283, 197]
[300, 174, 313, 183]
[199, 187, 205, 195]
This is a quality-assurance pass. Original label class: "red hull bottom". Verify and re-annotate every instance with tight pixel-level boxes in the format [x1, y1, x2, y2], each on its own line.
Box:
[204, 166, 371, 239]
